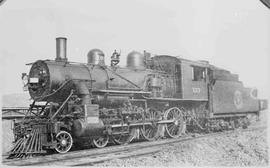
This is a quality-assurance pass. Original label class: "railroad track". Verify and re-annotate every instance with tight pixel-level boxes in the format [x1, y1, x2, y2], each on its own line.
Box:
[2, 125, 266, 166]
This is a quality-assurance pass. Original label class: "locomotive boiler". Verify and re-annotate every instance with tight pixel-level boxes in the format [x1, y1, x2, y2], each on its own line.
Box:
[8, 37, 267, 158]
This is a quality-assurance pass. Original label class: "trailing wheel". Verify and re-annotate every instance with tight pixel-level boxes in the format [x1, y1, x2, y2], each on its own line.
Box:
[92, 135, 109, 148]
[140, 108, 159, 141]
[55, 131, 73, 154]
[164, 107, 186, 138]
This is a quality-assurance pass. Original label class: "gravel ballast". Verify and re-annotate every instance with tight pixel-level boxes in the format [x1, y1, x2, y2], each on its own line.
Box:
[97, 127, 268, 167]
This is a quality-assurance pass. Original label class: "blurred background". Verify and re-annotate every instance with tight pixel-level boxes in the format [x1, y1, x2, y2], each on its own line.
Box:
[0, 0, 269, 100]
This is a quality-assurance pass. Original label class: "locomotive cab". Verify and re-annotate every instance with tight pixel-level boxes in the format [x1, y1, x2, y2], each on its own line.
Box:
[149, 55, 209, 100]
[178, 59, 209, 100]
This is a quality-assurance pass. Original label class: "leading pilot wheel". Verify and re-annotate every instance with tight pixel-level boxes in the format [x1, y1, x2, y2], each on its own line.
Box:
[164, 107, 186, 138]
[92, 135, 109, 148]
[55, 131, 73, 154]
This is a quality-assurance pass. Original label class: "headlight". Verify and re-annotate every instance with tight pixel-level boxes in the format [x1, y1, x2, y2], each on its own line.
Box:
[22, 73, 28, 86]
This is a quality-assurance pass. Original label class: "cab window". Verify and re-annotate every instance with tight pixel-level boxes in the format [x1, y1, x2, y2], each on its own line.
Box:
[191, 66, 205, 81]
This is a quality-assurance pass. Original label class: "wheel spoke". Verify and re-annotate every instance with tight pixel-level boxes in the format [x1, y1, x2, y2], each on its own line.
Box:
[147, 128, 153, 137]
[172, 126, 178, 135]
[168, 124, 174, 132]
[141, 108, 159, 141]
[93, 135, 109, 148]
[171, 125, 177, 135]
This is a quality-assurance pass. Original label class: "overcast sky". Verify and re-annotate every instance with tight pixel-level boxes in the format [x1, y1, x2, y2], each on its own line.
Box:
[0, 0, 269, 100]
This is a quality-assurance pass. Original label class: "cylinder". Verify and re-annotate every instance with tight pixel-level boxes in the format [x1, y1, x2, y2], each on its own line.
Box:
[56, 37, 67, 61]
[72, 119, 105, 137]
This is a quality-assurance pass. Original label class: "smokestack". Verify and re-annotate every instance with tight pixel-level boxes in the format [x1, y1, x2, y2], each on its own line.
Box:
[55, 37, 67, 62]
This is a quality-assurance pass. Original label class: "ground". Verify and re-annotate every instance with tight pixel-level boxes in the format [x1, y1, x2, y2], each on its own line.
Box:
[96, 125, 268, 167]
[2, 120, 14, 154]
[2, 112, 269, 166]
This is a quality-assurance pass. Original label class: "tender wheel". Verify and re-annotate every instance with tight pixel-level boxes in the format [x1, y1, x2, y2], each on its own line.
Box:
[164, 107, 186, 138]
[141, 108, 159, 141]
[55, 131, 73, 154]
[92, 135, 109, 148]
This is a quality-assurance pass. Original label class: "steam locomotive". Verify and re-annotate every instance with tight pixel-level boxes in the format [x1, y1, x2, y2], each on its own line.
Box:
[9, 37, 267, 157]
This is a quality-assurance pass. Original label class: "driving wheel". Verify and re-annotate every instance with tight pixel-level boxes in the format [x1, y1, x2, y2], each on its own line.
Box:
[111, 127, 134, 145]
[140, 108, 159, 141]
[164, 107, 186, 138]
[92, 135, 109, 148]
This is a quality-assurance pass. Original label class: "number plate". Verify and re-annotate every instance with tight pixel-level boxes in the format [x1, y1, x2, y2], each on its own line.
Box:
[29, 78, 39, 83]
[87, 117, 99, 123]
